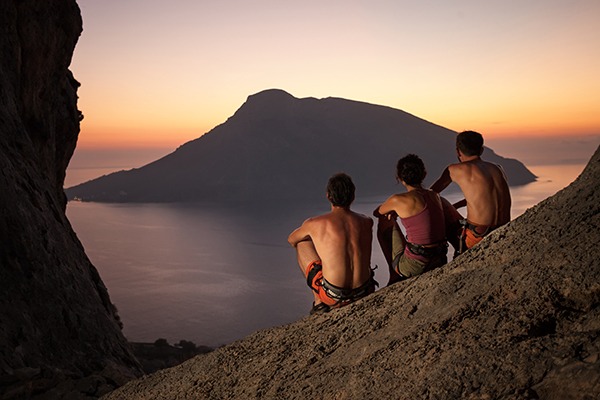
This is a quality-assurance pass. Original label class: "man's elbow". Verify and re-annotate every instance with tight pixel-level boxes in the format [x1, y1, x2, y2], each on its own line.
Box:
[287, 236, 296, 247]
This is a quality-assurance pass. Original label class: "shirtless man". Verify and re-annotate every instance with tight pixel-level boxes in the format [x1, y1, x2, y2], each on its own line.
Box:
[288, 173, 376, 314]
[431, 130, 512, 254]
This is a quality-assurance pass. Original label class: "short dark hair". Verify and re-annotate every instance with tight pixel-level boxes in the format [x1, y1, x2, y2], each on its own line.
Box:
[396, 154, 426, 186]
[327, 173, 355, 207]
[456, 130, 484, 156]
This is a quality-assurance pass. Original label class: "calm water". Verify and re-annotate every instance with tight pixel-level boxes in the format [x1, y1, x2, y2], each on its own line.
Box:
[65, 162, 588, 347]
[65, 136, 598, 347]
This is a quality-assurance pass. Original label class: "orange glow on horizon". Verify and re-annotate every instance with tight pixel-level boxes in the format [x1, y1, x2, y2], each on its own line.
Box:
[75, 111, 600, 150]
[74, 88, 600, 149]
[76, 127, 203, 149]
[72, 0, 600, 149]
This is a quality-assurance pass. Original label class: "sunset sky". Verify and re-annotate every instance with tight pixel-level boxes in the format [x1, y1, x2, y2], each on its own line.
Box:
[71, 0, 600, 149]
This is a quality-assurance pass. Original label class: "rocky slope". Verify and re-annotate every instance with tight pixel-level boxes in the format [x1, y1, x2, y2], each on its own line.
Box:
[65, 89, 535, 203]
[104, 146, 600, 399]
[0, 1, 142, 399]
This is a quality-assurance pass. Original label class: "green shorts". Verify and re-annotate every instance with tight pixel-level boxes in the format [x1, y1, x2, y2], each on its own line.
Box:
[391, 226, 446, 278]
[393, 252, 446, 278]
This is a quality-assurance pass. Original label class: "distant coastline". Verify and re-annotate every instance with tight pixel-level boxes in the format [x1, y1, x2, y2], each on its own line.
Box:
[65, 134, 599, 189]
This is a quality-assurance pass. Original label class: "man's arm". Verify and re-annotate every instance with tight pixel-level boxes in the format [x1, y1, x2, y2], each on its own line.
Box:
[453, 198, 467, 209]
[433, 165, 467, 209]
[430, 166, 452, 193]
[287, 219, 312, 247]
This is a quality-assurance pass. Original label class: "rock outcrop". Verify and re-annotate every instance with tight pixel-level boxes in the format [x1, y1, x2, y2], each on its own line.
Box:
[104, 147, 600, 399]
[0, 1, 142, 399]
[65, 89, 535, 203]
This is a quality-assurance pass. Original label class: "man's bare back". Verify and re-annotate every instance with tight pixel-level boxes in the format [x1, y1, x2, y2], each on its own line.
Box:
[288, 173, 376, 313]
[446, 159, 511, 226]
[288, 207, 373, 289]
[431, 131, 511, 227]
[431, 130, 511, 253]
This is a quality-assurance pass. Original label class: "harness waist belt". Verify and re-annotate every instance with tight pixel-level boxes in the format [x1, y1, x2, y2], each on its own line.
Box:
[461, 220, 499, 238]
[406, 241, 448, 258]
[322, 273, 377, 302]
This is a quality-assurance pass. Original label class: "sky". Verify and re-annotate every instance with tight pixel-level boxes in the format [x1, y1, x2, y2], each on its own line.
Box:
[71, 0, 600, 149]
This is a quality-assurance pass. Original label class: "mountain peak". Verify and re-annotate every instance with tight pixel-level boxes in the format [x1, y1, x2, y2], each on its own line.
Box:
[233, 89, 299, 120]
[66, 91, 536, 203]
[248, 88, 296, 102]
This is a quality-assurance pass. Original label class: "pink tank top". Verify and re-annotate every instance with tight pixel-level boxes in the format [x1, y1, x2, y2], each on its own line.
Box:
[400, 190, 446, 246]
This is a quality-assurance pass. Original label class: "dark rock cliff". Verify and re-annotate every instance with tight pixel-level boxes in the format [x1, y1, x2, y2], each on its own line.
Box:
[0, 1, 142, 399]
[104, 147, 600, 399]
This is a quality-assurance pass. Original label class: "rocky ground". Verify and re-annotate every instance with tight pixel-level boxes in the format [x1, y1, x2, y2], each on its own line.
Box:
[130, 340, 212, 375]
[102, 148, 600, 399]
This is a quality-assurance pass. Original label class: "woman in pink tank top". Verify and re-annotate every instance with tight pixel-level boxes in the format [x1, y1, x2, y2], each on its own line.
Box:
[374, 154, 449, 285]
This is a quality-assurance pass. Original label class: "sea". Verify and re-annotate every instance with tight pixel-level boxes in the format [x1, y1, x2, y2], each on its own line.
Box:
[65, 135, 599, 348]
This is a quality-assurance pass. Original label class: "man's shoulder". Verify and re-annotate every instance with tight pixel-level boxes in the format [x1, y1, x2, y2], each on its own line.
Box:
[353, 211, 374, 224]
[484, 159, 505, 171]
[307, 210, 372, 230]
[299, 214, 329, 234]
[450, 160, 484, 177]
[477, 159, 507, 177]
[308, 210, 348, 223]
[447, 161, 469, 175]
[305, 213, 330, 224]
[449, 160, 469, 170]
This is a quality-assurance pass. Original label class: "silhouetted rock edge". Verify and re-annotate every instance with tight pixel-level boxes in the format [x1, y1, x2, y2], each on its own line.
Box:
[0, 2, 142, 399]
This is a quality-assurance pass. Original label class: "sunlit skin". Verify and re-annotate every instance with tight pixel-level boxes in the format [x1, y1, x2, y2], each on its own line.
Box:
[72, 0, 600, 149]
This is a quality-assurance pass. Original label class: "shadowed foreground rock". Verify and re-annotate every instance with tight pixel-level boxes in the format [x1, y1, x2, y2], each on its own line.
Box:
[104, 147, 600, 399]
[0, 1, 141, 399]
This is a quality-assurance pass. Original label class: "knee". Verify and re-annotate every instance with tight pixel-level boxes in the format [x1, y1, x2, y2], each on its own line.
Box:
[295, 240, 319, 270]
